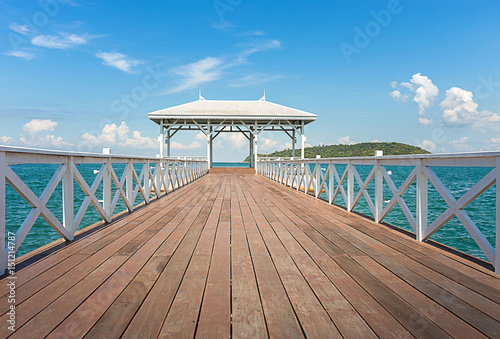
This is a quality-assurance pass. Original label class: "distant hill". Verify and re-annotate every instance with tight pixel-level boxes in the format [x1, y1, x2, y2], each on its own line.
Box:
[243, 142, 430, 162]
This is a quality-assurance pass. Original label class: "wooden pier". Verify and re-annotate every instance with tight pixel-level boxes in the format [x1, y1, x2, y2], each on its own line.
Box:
[1, 171, 499, 338]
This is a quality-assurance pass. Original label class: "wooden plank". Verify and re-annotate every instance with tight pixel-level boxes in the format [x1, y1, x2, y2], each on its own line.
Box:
[80, 177, 220, 338]
[260, 184, 451, 338]
[355, 255, 487, 338]
[195, 213, 231, 337]
[0, 176, 208, 298]
[157, 177, 225, 338]
[243, 185, 341, 338]
[246, 187, 377, 338]
[253, 175, 499, 337]
[242, 177, 411, 338]
[122, 176, 225, 338]
[243, 176, 436, 337]
[195, 174, 232, 338]
[0, 177, 215, 337]
[264, 177, 500, 330]
[9, 255, 129, 339]
[239, 186, 304, 338]
[0, 172, 497, 338]
[230, 180, 268, 339]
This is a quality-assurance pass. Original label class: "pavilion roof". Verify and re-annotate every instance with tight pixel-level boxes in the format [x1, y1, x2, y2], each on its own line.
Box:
[147, 99, 317, 124]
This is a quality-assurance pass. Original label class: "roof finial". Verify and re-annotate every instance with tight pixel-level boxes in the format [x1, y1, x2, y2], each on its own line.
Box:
[259, 90, 266, 102]
[199, 89, 205, 101]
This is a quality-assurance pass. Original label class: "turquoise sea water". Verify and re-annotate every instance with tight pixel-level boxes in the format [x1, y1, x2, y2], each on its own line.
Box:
[4, 163, 497, 264]
[212, 162, 250, 167]
[311, 164, 496, 263]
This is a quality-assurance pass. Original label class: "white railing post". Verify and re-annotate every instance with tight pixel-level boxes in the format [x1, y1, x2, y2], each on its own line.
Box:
[374, 160, 383, 223]
[0, 152, 6, 274]
[163, 160, 169, 194]
[416, 159, 428, 242]
[103, 158, 112, 222]
[315, 162, 320, 198]
[347, 160, 354, 211]
[496, 157, 500, 273]
[296, 162, 300, 191]
[155, 161, 161, 197]
[62, 156, 74, 237]
[328, 161, 334, 204]
[126, 160, 134, 209]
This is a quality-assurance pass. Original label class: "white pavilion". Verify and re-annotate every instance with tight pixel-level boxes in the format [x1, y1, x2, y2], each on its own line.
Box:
[147, 95, 317, 168]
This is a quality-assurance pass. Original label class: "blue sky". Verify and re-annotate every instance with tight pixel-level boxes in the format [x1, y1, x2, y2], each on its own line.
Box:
[1, 0, 499, 160]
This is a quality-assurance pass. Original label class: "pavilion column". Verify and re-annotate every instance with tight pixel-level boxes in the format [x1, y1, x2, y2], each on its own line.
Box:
[292, 129, 296, 159]
[249, 133, 254, 168]
[206, 123, 212, 169]
[209, 131, 213, 168]
[167, 130, 171, 157]
[159, 120, 165, 158]
[301, 122, 306, 159]
[254, 135, 258, 169]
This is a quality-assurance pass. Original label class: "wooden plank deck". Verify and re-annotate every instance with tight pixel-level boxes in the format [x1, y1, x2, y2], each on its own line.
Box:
[1, 172, 499, 338]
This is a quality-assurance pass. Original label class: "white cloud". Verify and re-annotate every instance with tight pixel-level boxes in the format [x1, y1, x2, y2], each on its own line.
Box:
[165, 39, 282, 94]
[9, 23, 31, 35]
[419, 139, 436, 152]
[82, 122, 129, 145]
[167, 57, 223, 94]
[230, 73, 284, 87]
[279, 142, 293, 150]
[95, 52, 140, 73]
[400, 81, 415, 91]
[260, 137, 278, 150]
[390, 73, 438, 117]
[450, 136, 475, 152]
[20, 134, 73, 148]
[410, 73, 439, 115]
[23, 119, 58, 135]
[31, 33, 90, 49]
[418, 117, 433, 125]
[81, 121, 157, 149]
[213, 140, 223, 149]
[4, 50, 35, 60]
[171, 141, 202, 150]
[490, 137, 500, 143]
[121, 131, 158, 149]
[389, 90, 409, 103]
[195, 132, 207, 141]
[235, 40, 281, 65]
[20, 119, 73, 148]
[440, 87, 500, 127]
[237, 30, 267, 37]
[0, 136, 15, 145]
[337, 135, 356, 145]
[221, 133, 247, 149]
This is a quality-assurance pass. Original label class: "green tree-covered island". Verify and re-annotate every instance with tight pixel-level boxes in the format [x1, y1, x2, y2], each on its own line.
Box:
[243, 142, 430, 162]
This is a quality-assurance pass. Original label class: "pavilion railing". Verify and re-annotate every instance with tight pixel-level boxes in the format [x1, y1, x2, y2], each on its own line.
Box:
[0, 146, 208, 274]
[257, 152, 500, 273]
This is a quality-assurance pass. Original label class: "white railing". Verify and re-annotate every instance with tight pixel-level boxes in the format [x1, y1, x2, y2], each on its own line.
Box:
[0, 146, 208, 273]
[257, 152, 500, 273]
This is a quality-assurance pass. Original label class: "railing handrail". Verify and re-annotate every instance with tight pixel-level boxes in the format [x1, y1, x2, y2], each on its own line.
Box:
[0, 145, 207, 162]
[257, 152, 500, 274]
[0, 146, 209, 274]
[258, 150, 500, 163]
